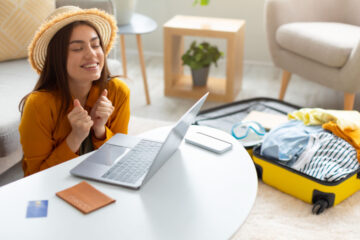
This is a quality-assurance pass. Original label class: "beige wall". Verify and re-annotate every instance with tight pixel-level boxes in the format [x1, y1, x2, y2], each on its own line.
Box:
[123, 0, 271, 63]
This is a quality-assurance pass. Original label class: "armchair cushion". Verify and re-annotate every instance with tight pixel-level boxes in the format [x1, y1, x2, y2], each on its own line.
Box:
[276, 22, 360, 68]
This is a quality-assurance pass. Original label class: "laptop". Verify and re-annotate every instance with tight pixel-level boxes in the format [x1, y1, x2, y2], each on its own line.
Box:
[70, 92, 209, 189]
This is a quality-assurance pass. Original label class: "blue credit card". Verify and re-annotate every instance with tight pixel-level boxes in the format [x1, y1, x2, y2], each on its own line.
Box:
[26, 200, 48, 218]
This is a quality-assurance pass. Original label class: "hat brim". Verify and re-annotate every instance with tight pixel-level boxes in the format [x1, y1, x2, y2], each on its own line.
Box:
[28, 8, 117, 74]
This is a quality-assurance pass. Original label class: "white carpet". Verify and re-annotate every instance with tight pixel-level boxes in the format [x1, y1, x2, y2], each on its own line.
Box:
[234, 181, 360, 239]
[128, 116, 173, 136]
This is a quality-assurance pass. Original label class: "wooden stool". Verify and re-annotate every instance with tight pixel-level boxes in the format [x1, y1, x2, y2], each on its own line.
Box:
[163, 15, 245, 102]
[118, 13, 157, 105]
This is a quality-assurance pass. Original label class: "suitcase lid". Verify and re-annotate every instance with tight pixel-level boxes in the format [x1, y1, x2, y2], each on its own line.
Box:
[195, 97, 301, 140]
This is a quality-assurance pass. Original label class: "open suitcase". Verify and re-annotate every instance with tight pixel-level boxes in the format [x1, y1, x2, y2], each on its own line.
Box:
[195, 97, 360, 214]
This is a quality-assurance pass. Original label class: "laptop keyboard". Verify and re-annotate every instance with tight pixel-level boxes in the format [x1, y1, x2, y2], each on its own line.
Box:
[102, 139, 162, 184]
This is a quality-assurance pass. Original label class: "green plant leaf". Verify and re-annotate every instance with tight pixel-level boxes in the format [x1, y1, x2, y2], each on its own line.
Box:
[201, 0, 210, 6]
[181, 40, 223, 70]
[193, 0, 210, 6]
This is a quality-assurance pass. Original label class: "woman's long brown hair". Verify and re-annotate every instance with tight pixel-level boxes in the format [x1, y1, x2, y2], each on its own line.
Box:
[19, 21, 111, 128]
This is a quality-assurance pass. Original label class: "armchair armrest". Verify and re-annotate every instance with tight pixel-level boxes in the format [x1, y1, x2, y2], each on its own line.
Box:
[341, 40, 360, 92]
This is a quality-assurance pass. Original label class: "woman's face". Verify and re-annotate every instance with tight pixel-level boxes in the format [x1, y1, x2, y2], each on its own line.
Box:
[67, 24, 104, 86]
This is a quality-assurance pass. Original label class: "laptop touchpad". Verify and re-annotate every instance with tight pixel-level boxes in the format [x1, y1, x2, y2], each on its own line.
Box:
[87, 144, 129, 166]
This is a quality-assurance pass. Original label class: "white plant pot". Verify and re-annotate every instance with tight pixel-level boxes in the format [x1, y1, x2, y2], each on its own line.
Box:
[113, 0, 137, 25]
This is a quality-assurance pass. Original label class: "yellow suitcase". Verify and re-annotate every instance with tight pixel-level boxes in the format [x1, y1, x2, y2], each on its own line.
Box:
[195, 97, 360, 214]
[252, 146, 360, 214]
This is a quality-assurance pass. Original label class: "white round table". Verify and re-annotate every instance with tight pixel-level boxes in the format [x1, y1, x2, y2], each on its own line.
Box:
[136, 125, 258, 239]
[0, 125, 257, 240]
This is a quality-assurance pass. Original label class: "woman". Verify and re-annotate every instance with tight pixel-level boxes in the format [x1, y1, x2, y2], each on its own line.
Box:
[19, 6, 130, 176]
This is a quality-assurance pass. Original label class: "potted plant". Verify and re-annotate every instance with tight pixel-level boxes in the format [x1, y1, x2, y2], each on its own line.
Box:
[181, 41, 223, 86]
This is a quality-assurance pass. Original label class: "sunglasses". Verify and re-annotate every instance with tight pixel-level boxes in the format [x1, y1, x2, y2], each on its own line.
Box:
[231, 121, 266, 140]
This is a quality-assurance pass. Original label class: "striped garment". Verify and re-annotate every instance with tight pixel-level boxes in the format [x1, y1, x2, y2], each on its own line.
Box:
[292, 132, 360, 182]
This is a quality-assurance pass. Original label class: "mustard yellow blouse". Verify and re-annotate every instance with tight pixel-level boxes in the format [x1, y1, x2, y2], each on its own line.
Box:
[19, 78, 130, 176]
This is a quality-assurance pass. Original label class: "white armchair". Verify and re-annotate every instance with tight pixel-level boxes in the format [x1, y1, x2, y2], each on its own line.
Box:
[265, 0, 360, 110]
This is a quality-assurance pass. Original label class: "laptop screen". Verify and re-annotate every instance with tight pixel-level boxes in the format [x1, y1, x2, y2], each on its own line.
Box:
[142, 92, 209, 183]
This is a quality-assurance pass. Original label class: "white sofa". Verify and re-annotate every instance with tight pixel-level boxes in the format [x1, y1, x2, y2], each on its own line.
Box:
[0, 59, 37, 175]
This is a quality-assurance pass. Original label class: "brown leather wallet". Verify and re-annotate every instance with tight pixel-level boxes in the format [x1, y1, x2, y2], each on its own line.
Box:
[56, 181, 116, 214]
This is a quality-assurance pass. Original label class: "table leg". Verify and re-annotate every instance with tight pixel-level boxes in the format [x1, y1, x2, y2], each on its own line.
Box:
[136, 34, 151, 105]
[120, 35, 127, 78]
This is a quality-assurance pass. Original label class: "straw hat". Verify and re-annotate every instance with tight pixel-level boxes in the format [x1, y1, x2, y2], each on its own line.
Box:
[28, 6, 117, 74]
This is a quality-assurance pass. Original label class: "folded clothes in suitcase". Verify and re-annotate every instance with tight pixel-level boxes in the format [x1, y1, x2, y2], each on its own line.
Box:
[195, 97, 360, 214]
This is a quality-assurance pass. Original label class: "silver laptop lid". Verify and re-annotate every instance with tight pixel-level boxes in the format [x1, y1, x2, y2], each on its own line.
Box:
[142, 92, 209, 184]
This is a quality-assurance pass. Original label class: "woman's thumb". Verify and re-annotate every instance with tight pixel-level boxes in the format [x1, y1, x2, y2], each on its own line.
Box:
[102, 89, 108, 97]
[74, 99, 81, 108]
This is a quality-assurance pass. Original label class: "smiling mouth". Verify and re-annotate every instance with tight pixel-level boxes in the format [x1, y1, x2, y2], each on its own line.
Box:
[81, 63, 99, 69]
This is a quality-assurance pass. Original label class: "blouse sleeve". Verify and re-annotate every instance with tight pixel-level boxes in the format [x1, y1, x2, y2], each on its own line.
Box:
[19, 94, 78, 176]
[92, 78, 131, 149]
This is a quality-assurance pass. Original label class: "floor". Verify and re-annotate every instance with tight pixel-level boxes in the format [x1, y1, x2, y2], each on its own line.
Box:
[1, 51, 359, 187]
